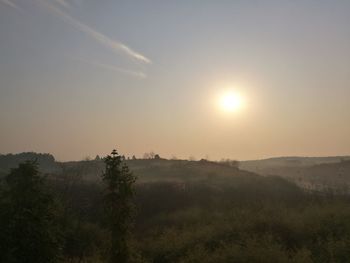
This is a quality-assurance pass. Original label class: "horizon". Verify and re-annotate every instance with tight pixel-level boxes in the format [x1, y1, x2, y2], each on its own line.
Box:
[1, 0, 349, 161]
[1, 150, 350, 163]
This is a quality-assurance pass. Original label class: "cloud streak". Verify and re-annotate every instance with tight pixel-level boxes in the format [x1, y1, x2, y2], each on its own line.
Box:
[1, 0, 19, 9]
[74, 57, 147, 78]
[35, 0, 151, 64]
[54, 0, 70, 9]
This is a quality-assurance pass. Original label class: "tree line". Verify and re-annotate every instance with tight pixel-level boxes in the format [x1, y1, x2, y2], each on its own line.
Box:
[0, 149, 135, 263]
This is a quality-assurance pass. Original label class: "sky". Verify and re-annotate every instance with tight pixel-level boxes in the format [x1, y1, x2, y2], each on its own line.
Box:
[0, 0, 350, 161]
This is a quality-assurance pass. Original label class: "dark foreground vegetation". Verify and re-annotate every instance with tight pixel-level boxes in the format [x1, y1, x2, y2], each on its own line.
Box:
[1, 152, 350, 262]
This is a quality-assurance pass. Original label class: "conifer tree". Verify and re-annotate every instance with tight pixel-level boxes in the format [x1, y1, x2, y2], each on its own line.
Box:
[102, 149, 136, 263]
[0, 161, 62, 263]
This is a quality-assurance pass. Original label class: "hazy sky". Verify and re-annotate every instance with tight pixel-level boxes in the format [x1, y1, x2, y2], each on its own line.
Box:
[1, 0, 350, 161]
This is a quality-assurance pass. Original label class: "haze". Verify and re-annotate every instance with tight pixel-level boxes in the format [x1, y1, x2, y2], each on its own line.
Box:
[1, 0, 349, 161]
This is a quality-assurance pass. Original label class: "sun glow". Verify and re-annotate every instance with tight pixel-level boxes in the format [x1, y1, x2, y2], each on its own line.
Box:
[219, 90, 245, 113]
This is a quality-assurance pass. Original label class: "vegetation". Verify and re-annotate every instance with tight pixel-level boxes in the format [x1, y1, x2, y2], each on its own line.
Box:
[0, 161, 62, 263]
[102, 150, 136, 263]
[1, 152, 350, 262]
[0, 152, 58, 176]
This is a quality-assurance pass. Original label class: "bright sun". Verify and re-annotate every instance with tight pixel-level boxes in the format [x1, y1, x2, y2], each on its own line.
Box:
[219, 91, 245, 113]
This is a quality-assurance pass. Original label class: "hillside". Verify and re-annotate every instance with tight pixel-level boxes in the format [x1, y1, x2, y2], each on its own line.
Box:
[57, 158, 258, 184]
[3, 153, 350, 191]
[240, 156, 350, 175]
[0, 152, 60, 176]
[240, 157, 350, 191]
[4, 152, 350, 262]
[284, 160, 350, 191]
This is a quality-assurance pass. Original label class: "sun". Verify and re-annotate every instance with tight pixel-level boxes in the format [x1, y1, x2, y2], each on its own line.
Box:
[219, 90, 245, 113]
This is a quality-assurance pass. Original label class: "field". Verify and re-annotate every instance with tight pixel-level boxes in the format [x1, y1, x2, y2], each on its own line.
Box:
[2, 153, 350, 262]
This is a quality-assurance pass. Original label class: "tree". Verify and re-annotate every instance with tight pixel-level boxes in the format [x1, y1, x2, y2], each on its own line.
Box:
[143, 151, 155, 159]
[0, 161, 62, 263]
[101, 149, 136, 263]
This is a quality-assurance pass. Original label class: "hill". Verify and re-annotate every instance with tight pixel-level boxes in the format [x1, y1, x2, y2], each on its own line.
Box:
[240, 156, 350, 175]
[0, 152, 60, 176]
[4, 152, 350, 262]
[240, 157, 350, 191]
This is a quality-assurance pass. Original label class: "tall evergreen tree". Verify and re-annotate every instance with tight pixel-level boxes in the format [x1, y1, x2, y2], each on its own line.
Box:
[0, 161, 62, 263]
[102, 149, 136, 263]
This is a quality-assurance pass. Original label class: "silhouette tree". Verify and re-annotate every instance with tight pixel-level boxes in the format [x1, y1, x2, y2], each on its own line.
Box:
[0, 161, 62, 263]
[101, 149, 136, 263]
[143, 151, 155, 159]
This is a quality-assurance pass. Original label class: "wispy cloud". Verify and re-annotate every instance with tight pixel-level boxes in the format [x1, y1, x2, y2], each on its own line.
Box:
[35, 0, 151, 64]
[54, 0, 70, 9]
[73, 57, 147, 78]
[1, 0, 19, 9]
[3, 0, 150, 78]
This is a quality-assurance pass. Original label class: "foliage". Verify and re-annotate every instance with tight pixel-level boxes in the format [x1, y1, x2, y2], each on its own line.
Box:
[0, 152, 58, 175]
[102, 149, 136, 263]
[0, 161, 62, 263]
[3, 155, 350, 262]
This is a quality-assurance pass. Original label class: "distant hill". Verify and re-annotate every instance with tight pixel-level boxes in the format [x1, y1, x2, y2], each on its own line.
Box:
[2, 152, 350, 192]
[240, 156, 350, 175]
[0, 152, 60, 176]
[58, 158, 256, 183]
[0, 153, 255, 182]
[282, 160, 350, 191]
[54, 158, 303, 221]
[240, 157, 350, 191]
